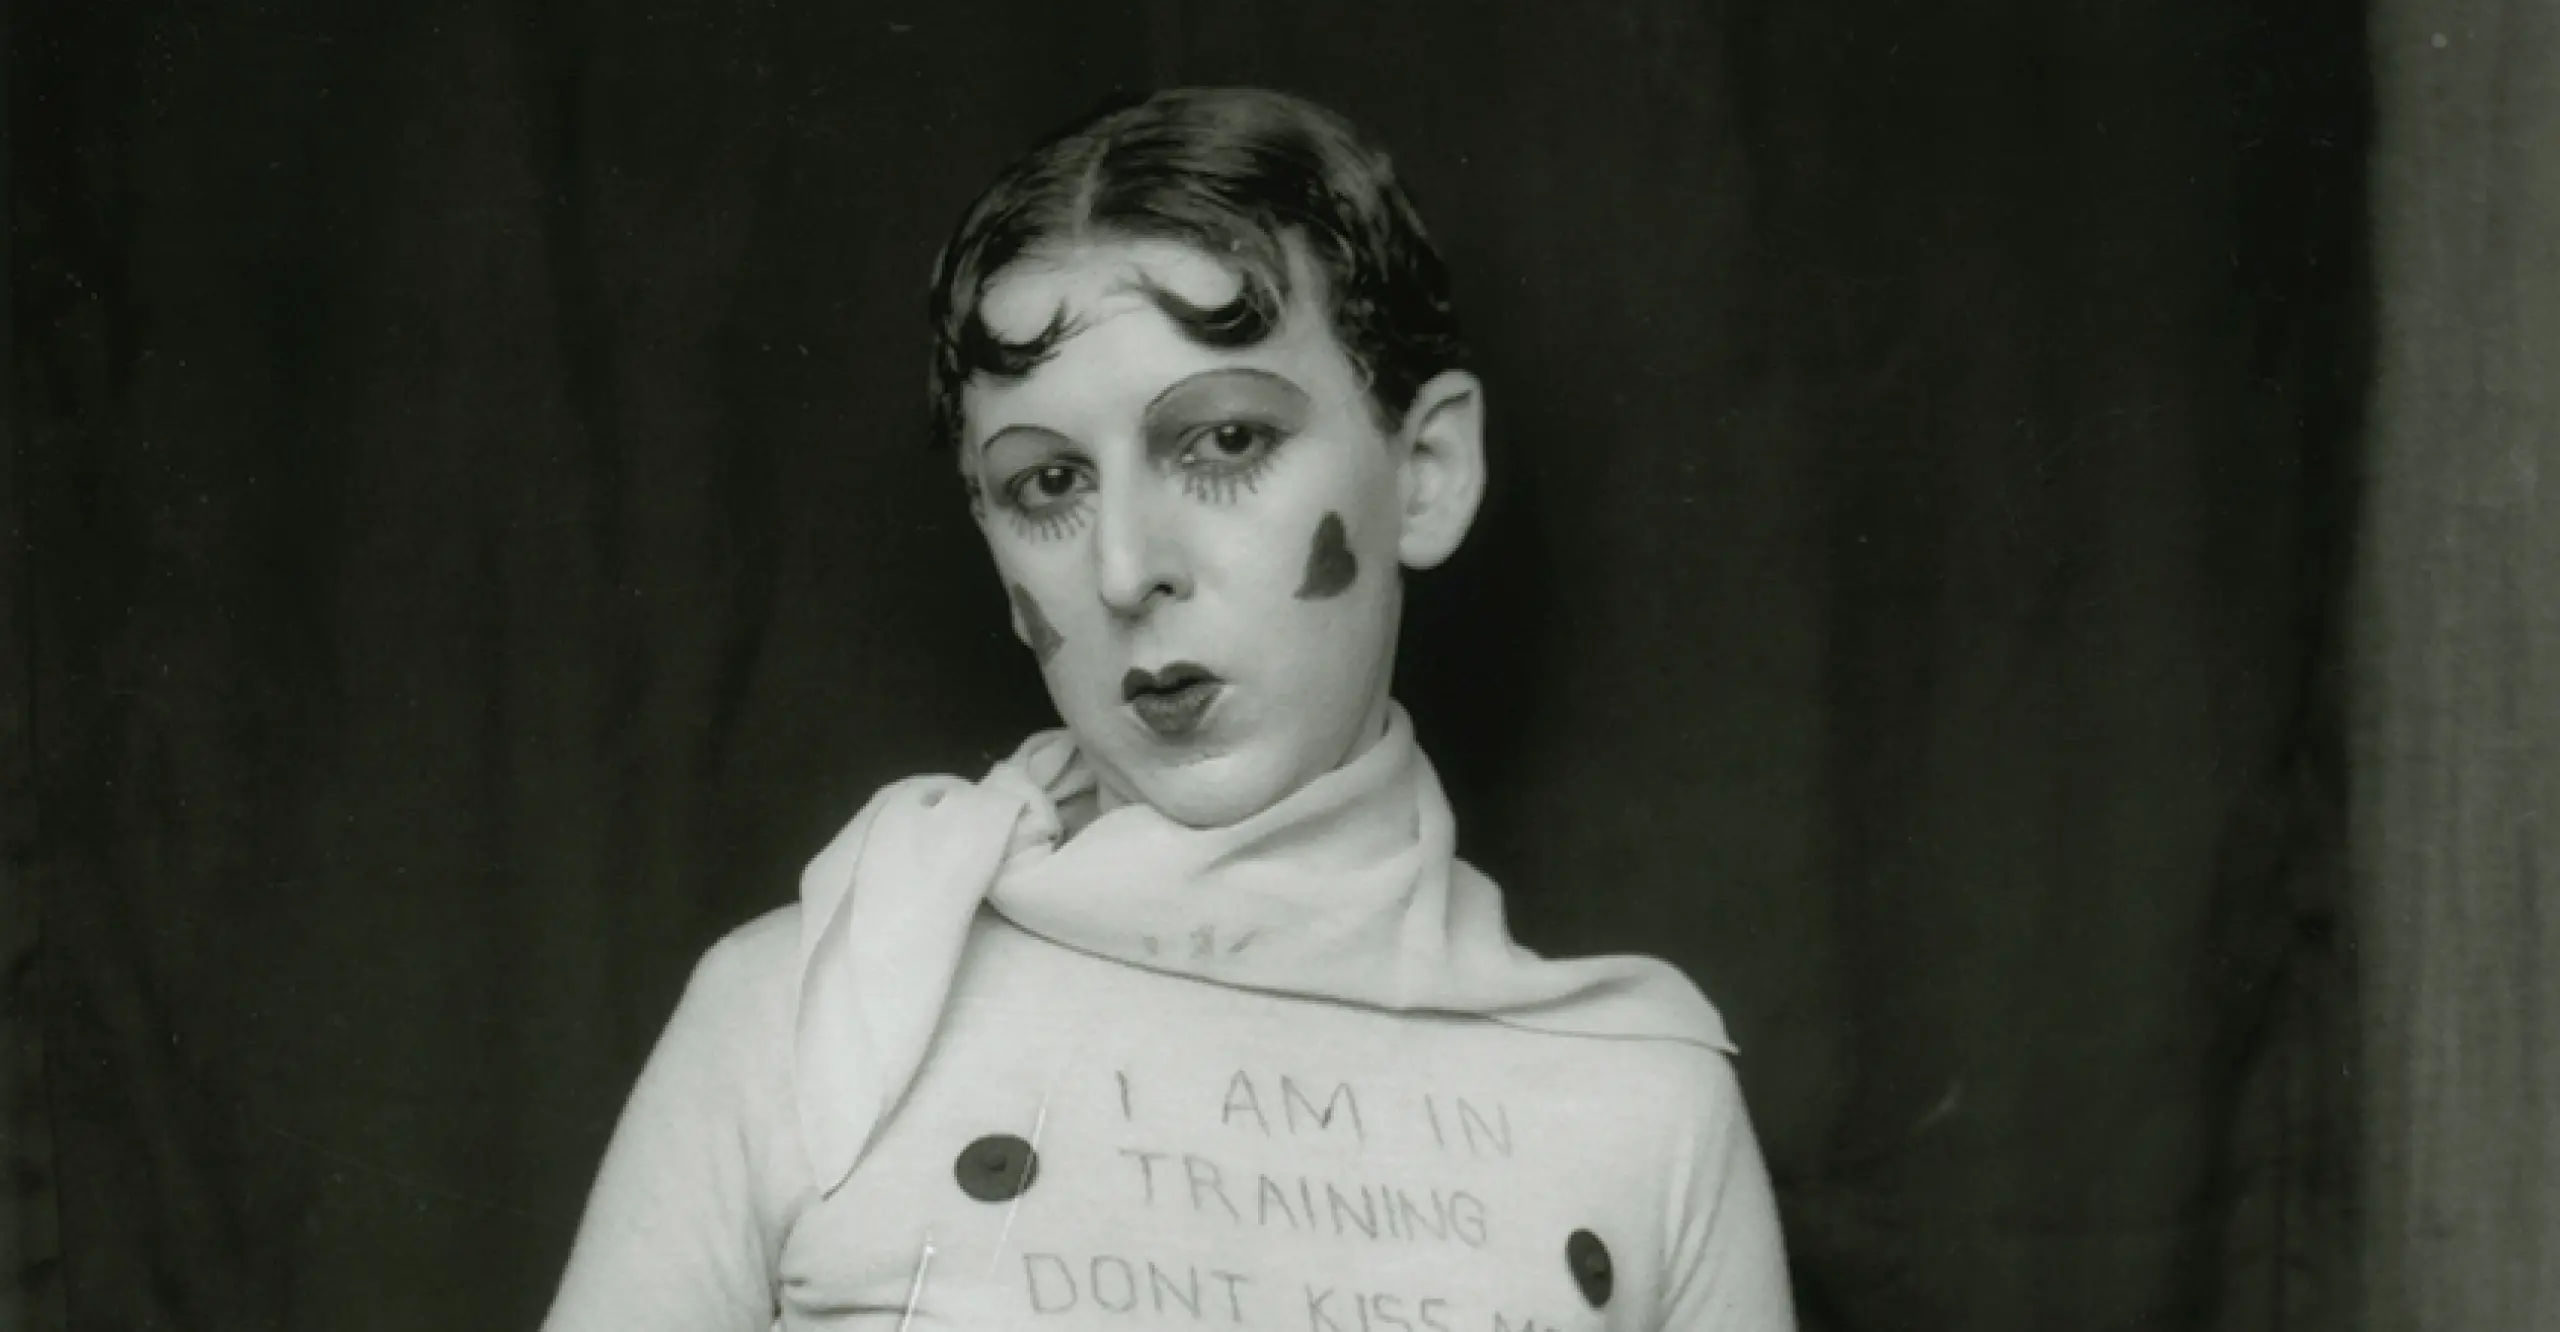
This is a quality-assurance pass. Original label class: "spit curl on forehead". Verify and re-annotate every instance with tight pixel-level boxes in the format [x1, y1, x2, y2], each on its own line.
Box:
[924, 88, 1470, 459]
[973, 240, 1250, 352]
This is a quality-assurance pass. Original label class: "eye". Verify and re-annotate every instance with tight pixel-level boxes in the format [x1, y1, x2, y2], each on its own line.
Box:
[1182, 421, 1280, 470]
[1001, 461, 1095, 519]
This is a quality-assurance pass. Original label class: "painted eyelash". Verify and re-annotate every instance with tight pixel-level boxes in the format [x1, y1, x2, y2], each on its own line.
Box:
[1176, 422, 1286, 505]
[1179, 455, 1275, 505]
[1004, 499, 1091, 542]
[994, 461, 1095, 541]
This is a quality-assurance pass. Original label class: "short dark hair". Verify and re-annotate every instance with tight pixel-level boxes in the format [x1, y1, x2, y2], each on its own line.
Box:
[925, 87, 1469, 454]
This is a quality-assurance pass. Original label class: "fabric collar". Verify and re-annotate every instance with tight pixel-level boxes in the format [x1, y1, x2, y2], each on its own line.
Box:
[792, 703, 1733, 1197]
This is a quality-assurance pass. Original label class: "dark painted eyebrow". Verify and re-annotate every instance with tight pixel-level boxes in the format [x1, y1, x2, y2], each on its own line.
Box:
[1140, 367, 1311, 422]
[975, 422, 1076, 458]
[975, 368, 1308, 457]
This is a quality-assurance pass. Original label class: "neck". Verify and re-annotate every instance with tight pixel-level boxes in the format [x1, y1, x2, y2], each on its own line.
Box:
[1079, 694, 1398, 836]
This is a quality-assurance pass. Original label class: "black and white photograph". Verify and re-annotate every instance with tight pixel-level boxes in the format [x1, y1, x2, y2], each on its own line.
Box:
[5, 3, 2552, 1329]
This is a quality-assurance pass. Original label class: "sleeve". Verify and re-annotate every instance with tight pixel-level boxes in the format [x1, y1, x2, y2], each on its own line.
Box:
[1656, 1051, 1797, 1332]
[541, 931, 788, 1332]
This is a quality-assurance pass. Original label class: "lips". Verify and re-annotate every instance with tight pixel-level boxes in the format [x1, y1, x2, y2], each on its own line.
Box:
[1122, 662, 1224, 738]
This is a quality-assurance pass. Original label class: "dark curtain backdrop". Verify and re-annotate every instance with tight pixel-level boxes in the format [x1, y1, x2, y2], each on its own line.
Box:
[7, 2, 2367, 1330]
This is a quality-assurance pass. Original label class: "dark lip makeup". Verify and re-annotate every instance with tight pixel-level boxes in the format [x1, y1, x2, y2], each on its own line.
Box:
[1122, 661, 1224, 738]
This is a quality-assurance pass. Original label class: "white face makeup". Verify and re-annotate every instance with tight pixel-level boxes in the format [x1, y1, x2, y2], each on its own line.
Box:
[963, 238, 1461, 829]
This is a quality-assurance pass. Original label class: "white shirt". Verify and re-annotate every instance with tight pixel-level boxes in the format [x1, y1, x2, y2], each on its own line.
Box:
[544, 907, 1796, 1332]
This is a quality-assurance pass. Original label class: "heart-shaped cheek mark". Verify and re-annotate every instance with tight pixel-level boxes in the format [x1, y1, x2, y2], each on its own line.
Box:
[1295, 512, 1358, 600]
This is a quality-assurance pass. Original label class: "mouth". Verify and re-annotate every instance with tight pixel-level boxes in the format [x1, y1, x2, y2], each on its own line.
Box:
[1121, 661, 1225, 739]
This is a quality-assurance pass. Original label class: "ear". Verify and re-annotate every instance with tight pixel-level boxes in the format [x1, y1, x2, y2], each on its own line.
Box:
[1394, 370, 1487, 571]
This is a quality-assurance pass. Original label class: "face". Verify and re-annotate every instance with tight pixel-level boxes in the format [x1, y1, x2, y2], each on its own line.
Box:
[962, 237, 1481, 828]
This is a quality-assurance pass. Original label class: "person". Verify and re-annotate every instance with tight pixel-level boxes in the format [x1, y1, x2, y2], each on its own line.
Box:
[542, 87, 1795, 1331]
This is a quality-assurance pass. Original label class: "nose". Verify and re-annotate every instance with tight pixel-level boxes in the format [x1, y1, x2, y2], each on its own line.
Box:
[1091, 469, 1191, 617]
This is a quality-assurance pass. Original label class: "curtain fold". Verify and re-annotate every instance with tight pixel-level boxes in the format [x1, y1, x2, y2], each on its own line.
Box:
[2356, 2, 2560, 1326]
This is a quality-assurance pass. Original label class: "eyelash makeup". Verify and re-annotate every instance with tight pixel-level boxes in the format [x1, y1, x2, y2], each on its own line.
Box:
[1179, 458, 1272, 505]
[997, 464, 1095, 541]
[1174, 421, 1285, 505]
[988, 419, 1288, 539]
[1003, 497, 1092, 542]
[1007, 506, 1091, 542]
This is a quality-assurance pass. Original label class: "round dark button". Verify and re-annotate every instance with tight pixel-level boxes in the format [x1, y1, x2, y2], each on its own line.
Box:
[1566, 1229, 1613, 1309]
[954, 1134, 1039, 1203]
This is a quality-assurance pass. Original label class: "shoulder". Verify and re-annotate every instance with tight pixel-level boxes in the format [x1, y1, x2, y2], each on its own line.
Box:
[655, 905, 803, 1062]
[1477, 1026, 1777, 1321]
[1644, 1040, 1755, 1181]
[626, 907, 822, 1197]
[1570, 1030, 1753, 1158]
[1479, 1010, 1751, 1183]
[1650, 1041, 1794, 1327]
[1514, 1023, 1760, 1243]
[696, 903, 802, 983]
[1626, 1033, 1792, 1319]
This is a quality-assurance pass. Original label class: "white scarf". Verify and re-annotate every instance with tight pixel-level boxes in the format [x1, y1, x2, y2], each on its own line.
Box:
[793, 703, 1733, 1196]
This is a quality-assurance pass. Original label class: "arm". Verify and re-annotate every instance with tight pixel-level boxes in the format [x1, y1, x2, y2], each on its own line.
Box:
[1657, 1052, 1797, 1332]
[542, 931, 787, 1332]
